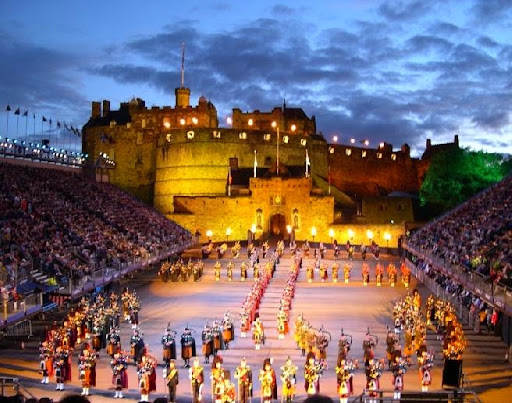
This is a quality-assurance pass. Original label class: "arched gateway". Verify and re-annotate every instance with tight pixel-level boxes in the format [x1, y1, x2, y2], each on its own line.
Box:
[269, 214, 286, 236]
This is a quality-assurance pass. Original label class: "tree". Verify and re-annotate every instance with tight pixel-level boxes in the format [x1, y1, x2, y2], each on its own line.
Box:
[420, 147, 508, 211]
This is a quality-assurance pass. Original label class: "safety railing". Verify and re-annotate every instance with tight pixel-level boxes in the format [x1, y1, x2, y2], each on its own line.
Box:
[350, 389, 481, 402]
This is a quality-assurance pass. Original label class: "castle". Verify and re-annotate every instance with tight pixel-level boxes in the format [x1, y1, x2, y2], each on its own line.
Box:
[82, 84, 458, 245]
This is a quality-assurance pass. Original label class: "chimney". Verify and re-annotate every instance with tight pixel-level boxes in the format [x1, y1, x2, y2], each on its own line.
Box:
[102, 100, 110, 117]
[454, 134, 459, 147]
[426, 139, 432, 149]
[92, 101, 101, 118]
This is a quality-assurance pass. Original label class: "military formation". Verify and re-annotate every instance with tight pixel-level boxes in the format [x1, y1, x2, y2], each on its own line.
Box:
[34, 240, 468, 401]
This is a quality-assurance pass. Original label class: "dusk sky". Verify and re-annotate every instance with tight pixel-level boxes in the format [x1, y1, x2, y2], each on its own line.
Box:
[0, 0, 511, 156]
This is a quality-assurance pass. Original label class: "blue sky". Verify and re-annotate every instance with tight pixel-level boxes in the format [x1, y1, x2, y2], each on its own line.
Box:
[0, 0, 511, 155]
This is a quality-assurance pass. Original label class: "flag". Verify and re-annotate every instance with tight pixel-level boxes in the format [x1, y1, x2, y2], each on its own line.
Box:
[64, 123, 69, 130]
[14, 108, 20, 115]
[49, 119, 52, 125]
[33, 113, 35, 119]
[6, 105, 11, 112]
[42, 116, 47, 122]
[253, 150, 258, 178]
[23, 110, 28, 117]
[57, 121, 61, 128]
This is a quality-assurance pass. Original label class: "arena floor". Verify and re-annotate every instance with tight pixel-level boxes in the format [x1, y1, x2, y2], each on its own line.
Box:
[0, 249, 511, 402]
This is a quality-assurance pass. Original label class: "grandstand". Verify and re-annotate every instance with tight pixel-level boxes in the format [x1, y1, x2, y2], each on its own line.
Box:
[404, 175, 512, 350]
[0, 161, 192, 327]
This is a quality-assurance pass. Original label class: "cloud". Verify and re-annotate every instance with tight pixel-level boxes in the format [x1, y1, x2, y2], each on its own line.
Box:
[379, 0, 437, 21]
[471, 0, 512, 23]
[86, 11, 512, 155]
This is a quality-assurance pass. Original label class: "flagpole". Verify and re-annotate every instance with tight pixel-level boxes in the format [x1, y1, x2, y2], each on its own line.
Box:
[24, 111, 28, 146]
[5, 105, 10, 136]
[33, 113, 36, 140]
[16, 109, 20, 137]
[276, 127, 280, 176]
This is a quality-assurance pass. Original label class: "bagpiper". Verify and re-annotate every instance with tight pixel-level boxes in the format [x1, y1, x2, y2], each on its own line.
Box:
[53, 346, 71, 391]
[39, 341, 53, 384]
[332, 263, 339, 283]
[227, 261, 234, 281]
[343, 263, 351, 283]
[304, 353, 322, 396]
[78, 348, 96, 396]
[362, 263, 370, 286]
[277, 308, 288, 340]
[130, 328, 145, 364]
[189, 357, 204, 403]
[418, 351, 434, 392]
[375, 263, 384, 287]
[214, 261, 222, 281]
[319, 262, 328, 282]
[111, 351, 128, 399]
[401, 262, 411, 288]
[181, 327, 196, 368]
[391, 356, 407, 400]
[387, 263, 397, 287]
[138, 353, 157, 402]
[240, 261, 248, 282]
[280, 357, 297, 402]
[162, 323, 177, 364]
[259, 358, 277, 402]
[212, 320, 225, 354]
[222, 310, 235, 349]
[107, 328, 122, 358]
[306, 264, 314, 283]
[211, 359, 226, 403]
[366, 359, 383, 401]
[201, 324, 214, 364]
[336, 359, 356, 403]
[234, 357, 253, 403]
[165, 359, 179, 403]
[252, 317, 265, 350]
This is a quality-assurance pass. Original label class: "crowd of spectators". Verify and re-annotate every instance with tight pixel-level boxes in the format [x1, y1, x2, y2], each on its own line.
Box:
[0, 162, 191, 300]
[408, 175, 512, 286]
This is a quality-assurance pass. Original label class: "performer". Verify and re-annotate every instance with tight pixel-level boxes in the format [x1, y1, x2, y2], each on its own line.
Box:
[333, 240, 339, 260]
[277, 308, 288, 339]
[259, 359, 277, 402]
[212, 320, 224, 354]
[401, 262, 411, 288]
[338, 330, 352, 362]
[181, 327, 196, 368]
[252, 317, 265, 350]
[361, 244, 367, 260]
[234, 357, 253, 403]
[336, 359, 356, 403]
[222, 310, 235, 349]
[304, 353, 322, 396]
[365, 359, 383, 402]
[253, 262, 260, 280]
[227, 261, 234, 281]
[387, 263, 397, 287]
[240, 262, 248, 282]
[319, 262, 328, 282]
[202, 324, 214, 364]
[78, 348, 96, 396]
[211, 360, 226, 403]
[214, 261, 222, 281]
[375, 263, 384, 287]
[391, 356, 407, 400]
[332, 263, 339, 283]
[138, 353, 157, 403]
[306, 264, 314, 283]
[165, 360, 179, 403]
[362, 330, 377, 365]
[362, 263, 370, 286]
[343, 263, 351, 284]
[130, 328, 145, 364]
[39, 341, 53, 384]
[107, 328, 121, 358]
[53, 346, 70, 391]
[111, 352, 128, 399]
[262, 241, 269, 258]
[189, 357, 204, 403]
[162, 323, 177, 364]
[418, 351, 434, 392]
[280, 357, 297, 402]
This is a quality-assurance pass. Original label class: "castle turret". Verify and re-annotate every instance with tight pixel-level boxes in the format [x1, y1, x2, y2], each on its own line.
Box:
[175, 87, 190, 108]
[102, 100, 110, 117]
[91, 101, 101, 118]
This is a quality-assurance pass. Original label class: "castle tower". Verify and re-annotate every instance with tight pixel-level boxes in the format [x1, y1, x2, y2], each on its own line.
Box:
[175, 41, 190, 108]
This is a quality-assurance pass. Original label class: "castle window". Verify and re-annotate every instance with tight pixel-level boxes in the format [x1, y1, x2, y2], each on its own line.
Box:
[166, 134, 172, 142]
[397, 204, 404, 211]
[126, 123, 131, 129]
[378, 204, 386, 211]
[345, 148, 352, 156]
[377, 152, 383, 159]
[187, 131, 195, 139]
[300, 139, 307, 146]
[391, 153, 397, 161]
[329, 146, 334, 154]
[239, 132, 247, 140]
[248, 118, 253, 126]
[265, 156, 272, 165]
[361, 150, 367, 158]
[283, 135, 289, 144]
[142, 119, 146, 128]
[264, 133, 271, 141]
[163, 118, 171, 129]
[110, 120, 117, 128]
[212, 130, 221, 139]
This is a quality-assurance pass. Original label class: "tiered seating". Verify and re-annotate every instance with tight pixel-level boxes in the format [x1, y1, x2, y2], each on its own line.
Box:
[0, 162, 191, 300]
